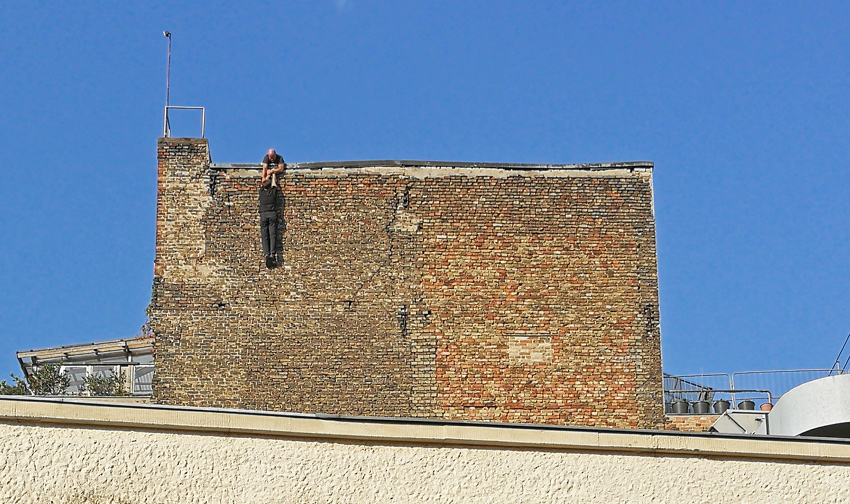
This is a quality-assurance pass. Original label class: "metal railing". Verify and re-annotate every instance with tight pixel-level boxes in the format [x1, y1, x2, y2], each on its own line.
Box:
[163, 105, 205, 138]
[664, 373, 730, 400]
[830, 331, 850, 374]
[664, 368, 843, 414]
[731, 369, 840, 401]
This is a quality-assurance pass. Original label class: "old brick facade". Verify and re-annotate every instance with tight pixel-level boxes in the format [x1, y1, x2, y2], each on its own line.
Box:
[665, 415, 719, 433]
[151, 137, 664, 429]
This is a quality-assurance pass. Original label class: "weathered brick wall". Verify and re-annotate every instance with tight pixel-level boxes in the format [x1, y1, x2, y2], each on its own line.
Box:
[151, 138, 663, 429]
[665, 415, 719, 433]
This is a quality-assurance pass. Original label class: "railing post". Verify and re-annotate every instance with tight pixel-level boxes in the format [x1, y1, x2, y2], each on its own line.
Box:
[124, 365, 134, 395]
[163, 107, 169, 137]
[730, 374, 737, 407]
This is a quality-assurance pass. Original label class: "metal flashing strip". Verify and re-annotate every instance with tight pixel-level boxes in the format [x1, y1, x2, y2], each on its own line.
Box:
[210, 160, 654, 173]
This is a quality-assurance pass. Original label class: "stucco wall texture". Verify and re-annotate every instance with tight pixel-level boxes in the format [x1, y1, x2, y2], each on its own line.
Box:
[2, 401, 849, 504]
[151, 138, 663, 429]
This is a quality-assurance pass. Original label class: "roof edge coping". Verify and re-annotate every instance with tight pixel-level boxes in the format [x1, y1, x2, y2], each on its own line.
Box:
[2, 397, 849, 463]
[210, 160, 654, 172]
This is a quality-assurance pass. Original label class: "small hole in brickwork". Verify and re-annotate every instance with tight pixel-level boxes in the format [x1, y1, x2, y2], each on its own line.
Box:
[397, 187, 410, 210]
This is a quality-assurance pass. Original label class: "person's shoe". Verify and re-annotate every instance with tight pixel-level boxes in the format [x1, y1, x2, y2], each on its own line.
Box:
[265, 256, 274, 269]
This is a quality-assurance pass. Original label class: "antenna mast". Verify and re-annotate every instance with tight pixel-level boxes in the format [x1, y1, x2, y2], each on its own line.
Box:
[163, 31, 172, 137]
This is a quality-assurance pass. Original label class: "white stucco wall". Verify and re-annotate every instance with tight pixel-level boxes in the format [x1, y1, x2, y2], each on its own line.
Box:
[765, 374, 850, 436]
[1, 398, 849, 504]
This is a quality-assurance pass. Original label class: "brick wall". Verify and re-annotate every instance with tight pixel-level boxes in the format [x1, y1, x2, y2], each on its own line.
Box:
[150, 138, 664, 429]
[665, 415, 719, 433]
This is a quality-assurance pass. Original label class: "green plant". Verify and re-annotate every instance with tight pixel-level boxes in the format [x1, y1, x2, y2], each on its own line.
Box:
[28, 363, 70, 395]
[81, 370, 130, 396]
[0, 374, 29, 395]
[137, 314, 153, 338]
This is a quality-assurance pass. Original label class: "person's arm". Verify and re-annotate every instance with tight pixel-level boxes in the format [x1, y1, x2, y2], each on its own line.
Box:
[273, 156, 285, 175]
[261, 156, 270, 180]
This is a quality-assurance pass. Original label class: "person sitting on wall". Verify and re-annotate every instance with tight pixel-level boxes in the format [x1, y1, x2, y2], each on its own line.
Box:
[258, 175, 280, 269]
[262, 148, 285, 188]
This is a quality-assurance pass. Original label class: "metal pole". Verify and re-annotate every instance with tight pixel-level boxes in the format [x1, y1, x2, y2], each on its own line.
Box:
[163, 31, 172, 137]
[830, 331, 850, 376]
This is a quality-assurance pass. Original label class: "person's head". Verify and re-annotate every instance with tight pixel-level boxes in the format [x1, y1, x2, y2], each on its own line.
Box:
[267, 148, 276, 159]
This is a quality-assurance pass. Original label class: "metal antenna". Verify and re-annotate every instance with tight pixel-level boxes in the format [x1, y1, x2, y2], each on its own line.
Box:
[163, 31, 172, 137]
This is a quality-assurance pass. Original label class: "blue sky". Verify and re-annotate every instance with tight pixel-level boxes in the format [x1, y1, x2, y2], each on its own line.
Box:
[0, 1, 848, 378]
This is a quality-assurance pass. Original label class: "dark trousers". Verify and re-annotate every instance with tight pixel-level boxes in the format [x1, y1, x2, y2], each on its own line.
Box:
[260, 211, 278, 257]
